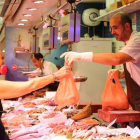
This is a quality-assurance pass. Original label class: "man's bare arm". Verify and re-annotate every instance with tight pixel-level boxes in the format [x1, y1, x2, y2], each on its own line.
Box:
[93, 52, 135, 65]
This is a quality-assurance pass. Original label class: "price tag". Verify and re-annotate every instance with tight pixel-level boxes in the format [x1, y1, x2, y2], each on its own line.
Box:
[130, 127, 140, 138]
[44, 132, 55, 140]
[14, 104, 24, 113]
[135, 126, 140, 135]
[18, 97, 22, 102]
[20, 124, 26, 130]
[52, 106, 56, 111]
[126, 126, 133, 135]
[65, 118, 75, 126]
[107, 118, 117, 129]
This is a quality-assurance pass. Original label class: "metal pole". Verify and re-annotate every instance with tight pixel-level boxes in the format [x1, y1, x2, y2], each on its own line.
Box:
[67, 44, 71, 52]
[35, 2, 69, 29]
[41, 50, 51, 74]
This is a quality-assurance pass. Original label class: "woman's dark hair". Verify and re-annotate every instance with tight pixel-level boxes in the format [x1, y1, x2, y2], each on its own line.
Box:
[33, 53, 43, 60]
[115, 12, 132, 30]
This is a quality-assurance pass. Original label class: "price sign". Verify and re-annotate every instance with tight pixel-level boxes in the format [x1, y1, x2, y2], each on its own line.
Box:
[65, 118, 75, 126]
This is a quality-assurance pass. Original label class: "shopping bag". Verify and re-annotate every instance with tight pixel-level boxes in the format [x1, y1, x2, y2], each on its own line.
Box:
[54, 62, 80, 107]
[101, 71, 129, 111]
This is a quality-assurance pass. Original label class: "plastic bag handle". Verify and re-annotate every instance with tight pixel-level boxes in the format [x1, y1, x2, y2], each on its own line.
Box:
[109, 71, 122, 89]
[64, 61, 73, 69]
[112, 79, 116, 84]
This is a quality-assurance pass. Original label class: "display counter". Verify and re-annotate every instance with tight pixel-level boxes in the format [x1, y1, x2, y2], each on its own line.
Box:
[1, 96, 140, 140]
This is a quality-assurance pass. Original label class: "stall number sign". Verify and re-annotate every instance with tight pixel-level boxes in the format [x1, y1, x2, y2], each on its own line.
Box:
[12, 64, 17, 70]
[65, 118, 75, 126]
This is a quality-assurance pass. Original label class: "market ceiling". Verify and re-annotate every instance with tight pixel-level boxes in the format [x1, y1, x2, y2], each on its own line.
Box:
[0, 0, 105, 29]
[0, 0, 5, 13]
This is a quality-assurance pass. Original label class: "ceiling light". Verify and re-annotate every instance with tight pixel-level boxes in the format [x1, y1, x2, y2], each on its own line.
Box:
[23, 14, 32, 17]
[33, 1, 45, 4]
[18, 23, 24, 26]
[27, 8, 38, 11]
[21, 19, 28, 21]
[57, 37, 60, 40]
[43, 23, 48, 29]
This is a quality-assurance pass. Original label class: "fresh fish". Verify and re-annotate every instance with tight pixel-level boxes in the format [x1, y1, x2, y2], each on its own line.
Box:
[83, 130, 93, 140]
[14, 133, 43, 140]
[72, 129, 77, 137]
[91, 127, 96, 133]
[75, 130, 87, 138]
[10, 130, 38, 139]
[95, 126, 107, 134]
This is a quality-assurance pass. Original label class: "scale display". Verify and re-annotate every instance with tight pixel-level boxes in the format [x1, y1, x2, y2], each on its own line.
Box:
[42, 27, 58, 50]
[60, 13, 81, 44]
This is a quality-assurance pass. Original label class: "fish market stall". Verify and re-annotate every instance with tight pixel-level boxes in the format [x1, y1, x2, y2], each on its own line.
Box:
[0, 95, 139, 140]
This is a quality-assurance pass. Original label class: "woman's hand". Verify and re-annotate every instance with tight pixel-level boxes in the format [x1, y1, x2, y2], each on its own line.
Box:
[54, 66, 70, 79]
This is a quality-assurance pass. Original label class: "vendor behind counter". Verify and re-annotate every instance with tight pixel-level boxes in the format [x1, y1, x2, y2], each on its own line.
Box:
[29, 53, 59, 92]
[15, 53, 60, 99]
[30, 53, 58, 76]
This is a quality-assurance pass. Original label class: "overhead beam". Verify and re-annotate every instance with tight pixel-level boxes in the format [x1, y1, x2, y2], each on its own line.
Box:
[81, 0, 105, 3]
[0, 0, 11, 17]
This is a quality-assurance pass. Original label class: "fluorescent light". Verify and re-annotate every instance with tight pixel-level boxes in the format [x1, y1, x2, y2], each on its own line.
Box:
[33, 1, 44, 4]
[23, 14, 32, 17]
[27, 8, 38, 11]
[43, 23, 48, 29]
[21, 19, 28, 21]
[18, 23, 24, 25]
